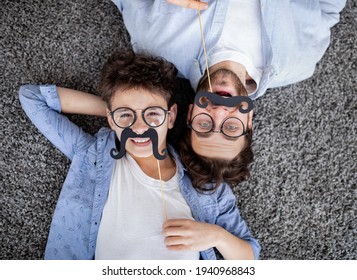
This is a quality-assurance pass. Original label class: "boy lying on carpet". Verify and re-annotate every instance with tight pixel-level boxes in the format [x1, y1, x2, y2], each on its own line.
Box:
[19, 49, 260, 260]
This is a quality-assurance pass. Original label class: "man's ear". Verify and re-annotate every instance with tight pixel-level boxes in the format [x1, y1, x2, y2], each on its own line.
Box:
[168, 103, 177, 129]
[106, 108, 115, 130]
[186, 104, 193, 125]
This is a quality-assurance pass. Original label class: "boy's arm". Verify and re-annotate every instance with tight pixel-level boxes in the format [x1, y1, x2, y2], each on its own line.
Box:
[214, 184, 261, 259]
[19, 84, 96, 160]
[163, 184, 260, 260]
[163, 219, 255, 259]
[57, 87, 107, 117]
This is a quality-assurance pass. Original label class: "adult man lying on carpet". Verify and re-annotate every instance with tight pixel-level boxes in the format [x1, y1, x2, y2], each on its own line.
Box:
[108, 0, 346, 190]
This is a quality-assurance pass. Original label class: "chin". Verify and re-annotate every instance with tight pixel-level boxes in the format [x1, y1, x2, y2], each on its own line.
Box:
[128, 150, 153, 158]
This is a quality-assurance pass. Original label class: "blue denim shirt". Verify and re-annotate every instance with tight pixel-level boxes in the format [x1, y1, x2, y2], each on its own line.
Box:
[112, 0, 345, 99]
[19, 84, 261, 260]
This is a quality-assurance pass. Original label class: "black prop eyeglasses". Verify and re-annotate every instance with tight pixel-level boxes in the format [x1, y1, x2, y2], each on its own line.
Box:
[110, 106, 170, 129]
[188, 113, 248, 138]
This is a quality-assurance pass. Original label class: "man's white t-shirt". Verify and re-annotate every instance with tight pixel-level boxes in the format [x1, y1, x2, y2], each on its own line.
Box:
[95, 155, 199, 260]
[209, 0, 263, 95]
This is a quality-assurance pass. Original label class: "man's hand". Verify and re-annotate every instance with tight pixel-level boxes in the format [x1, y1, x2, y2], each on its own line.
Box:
[166, 0, 208, 10]
[163, 219, 220, 251]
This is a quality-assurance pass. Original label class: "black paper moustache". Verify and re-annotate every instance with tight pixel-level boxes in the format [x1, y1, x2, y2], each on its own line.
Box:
[194, 92, 254, 114]
[110, 128, 168, 160]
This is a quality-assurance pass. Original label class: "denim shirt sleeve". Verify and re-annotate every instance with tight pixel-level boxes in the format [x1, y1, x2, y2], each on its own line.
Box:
[215, 184, 261, 260]
[320, 0, 346, 27]
[19, 84, 95, 160]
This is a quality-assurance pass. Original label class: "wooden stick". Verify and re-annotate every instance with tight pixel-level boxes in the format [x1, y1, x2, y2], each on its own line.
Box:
[157, 159, 168, 222]
[198, 8, 213, 92]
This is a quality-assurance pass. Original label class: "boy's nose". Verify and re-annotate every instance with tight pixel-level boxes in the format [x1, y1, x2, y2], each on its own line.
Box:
[131, 116, 148, 135]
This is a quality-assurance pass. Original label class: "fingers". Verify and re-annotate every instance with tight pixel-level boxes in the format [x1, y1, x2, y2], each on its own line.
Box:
[163, 219, 192, 236]
[163, 219, 192, 229]
[165, 236, 185, 246]
[166, 0, 208, 10]
[166, 244, 189, 251]
[162, 219, 213, 252]
[164, 236, 194, 251]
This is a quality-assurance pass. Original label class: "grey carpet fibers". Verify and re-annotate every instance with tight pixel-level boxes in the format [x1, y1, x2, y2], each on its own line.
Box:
[1, 0, 356, 259]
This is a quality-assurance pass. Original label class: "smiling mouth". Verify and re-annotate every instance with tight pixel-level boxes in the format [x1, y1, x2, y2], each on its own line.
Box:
[131, 138, 151, 144]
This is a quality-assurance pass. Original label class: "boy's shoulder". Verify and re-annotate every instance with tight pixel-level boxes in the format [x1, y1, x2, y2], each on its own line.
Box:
[96, 127, 113, 137]
[95, 127, 116, 144]
[90, 127, 115, 151]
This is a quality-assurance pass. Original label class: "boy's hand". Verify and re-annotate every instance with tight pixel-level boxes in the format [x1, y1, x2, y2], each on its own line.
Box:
[166, 0, 208, 10]
[163, 219, 221, 251]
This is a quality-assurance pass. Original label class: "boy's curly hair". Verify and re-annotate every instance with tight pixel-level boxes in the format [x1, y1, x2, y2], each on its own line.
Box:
[98, 49, 176, 108]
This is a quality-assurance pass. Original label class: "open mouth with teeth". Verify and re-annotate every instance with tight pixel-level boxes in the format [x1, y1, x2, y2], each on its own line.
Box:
[215, 91, 232, 97]
[130, 138, 151, 146]
[131, 138, 150, 143]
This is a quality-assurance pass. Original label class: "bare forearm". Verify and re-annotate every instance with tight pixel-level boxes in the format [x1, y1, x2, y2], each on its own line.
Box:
[57, 87, 107, 117]
[215, 226, 255, 260]
[163, 219, 255, 260]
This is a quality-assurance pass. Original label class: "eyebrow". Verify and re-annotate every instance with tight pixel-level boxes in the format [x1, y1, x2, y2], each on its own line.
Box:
[193, 131, 238, 142]
[112, 106, 168, 112]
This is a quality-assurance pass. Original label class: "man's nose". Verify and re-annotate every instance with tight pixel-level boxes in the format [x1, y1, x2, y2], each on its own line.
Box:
[209, 106, 230, 126]
[210, 104, 231, 116]
[131, 116, 148, 135]
[206, 100, 234, 112]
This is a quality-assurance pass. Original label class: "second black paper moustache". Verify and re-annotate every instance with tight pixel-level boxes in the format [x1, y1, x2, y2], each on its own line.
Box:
[194, 91, 254, 114]
[110, 128, 168, 160]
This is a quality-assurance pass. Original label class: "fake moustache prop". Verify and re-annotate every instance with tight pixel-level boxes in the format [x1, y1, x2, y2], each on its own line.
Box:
[110, 127, 168, 160]
[194, 92, 254, 114]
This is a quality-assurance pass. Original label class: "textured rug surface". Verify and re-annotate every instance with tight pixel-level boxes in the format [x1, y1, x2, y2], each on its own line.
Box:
[1, 0, 356, 259]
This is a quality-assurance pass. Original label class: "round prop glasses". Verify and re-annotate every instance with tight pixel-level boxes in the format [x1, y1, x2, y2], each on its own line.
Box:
[188, 113, 247, 138]
[109, 106, 170, 129]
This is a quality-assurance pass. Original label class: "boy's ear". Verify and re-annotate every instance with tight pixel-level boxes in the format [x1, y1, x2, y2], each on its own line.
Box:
[106, 108, 115, 130]
[168, 103, 178, 129]
[186, 104, 193, 125]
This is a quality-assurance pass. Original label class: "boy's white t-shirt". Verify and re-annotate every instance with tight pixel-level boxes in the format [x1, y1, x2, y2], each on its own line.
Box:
[208, 0, 264, 95]
[95, 155, 199, 260]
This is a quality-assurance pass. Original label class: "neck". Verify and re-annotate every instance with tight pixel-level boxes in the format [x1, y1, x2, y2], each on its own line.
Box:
[208, 60, 247, 87]
[130, 152, 177, 181]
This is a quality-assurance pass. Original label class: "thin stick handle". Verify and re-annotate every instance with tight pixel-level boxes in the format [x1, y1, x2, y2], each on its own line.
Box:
[157, 159, 168, 222]
[198, 9, 213, 92]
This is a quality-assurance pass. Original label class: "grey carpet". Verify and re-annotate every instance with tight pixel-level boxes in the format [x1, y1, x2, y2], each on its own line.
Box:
[1, 0, 356, 260]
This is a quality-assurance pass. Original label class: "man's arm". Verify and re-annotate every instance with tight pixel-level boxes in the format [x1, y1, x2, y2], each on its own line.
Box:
[57, 87, 107, 117]
[166, 0, 208, 10]
[319, 0, 346, 28]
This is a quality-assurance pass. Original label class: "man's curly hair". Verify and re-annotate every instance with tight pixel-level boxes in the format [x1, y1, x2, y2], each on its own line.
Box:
[179, 128, 253, 191]
[98, 49, 176, 108]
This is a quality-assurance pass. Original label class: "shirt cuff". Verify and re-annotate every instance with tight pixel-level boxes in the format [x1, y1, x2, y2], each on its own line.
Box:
[39, 84, 62, 113]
